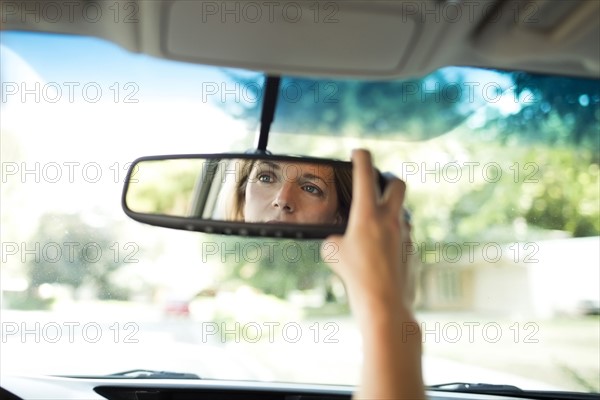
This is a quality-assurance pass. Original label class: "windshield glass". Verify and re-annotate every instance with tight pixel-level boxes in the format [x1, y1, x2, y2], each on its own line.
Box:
[1, 32, 598, 393]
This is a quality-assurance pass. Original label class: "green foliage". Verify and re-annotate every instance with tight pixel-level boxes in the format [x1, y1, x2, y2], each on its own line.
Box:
[523, 149, 599, 236]
[127, 161, 199, 215]
[210, 68, 599, 299]
[406, 140, 599, 247]
[26, 213, 130, 302]
[495, 72, 600, 151]
[220, 68, 481, 140]
[3, 292, 54, 310]
[205, 237, 334, 300]
[133, 169, 196, 215]
[253, 240, 329, 298]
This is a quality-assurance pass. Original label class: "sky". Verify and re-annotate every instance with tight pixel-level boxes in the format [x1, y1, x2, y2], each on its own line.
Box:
[0, 31, 242, 101]
[0, 31, 257, 149]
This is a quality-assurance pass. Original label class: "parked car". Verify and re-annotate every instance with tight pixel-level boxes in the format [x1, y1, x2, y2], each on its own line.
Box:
[1, 1, 598, 399]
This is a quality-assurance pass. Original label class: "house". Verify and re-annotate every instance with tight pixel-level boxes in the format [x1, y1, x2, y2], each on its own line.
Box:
[419, 237, 600, 318]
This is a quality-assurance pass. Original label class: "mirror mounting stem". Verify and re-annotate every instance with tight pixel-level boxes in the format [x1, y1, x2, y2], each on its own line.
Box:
[254, 75, 281, 153]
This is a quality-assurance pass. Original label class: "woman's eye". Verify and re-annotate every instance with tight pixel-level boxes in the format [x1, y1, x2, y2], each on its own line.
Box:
[303, 184, 323, 196]
[258, 173, 273, 183]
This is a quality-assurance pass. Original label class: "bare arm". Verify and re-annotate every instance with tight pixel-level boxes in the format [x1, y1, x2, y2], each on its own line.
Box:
[323, 149, 425, 400]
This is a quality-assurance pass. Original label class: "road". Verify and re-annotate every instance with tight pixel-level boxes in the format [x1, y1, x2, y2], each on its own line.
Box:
[1, 306, 591, 391]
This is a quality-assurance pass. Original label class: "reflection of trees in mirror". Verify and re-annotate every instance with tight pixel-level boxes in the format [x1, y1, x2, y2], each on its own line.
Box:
[128, 161, 198, 216]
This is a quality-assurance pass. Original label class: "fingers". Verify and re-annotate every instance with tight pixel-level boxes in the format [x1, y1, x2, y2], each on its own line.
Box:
[381, 177, 406, 221]
[350, 149, 378, 212]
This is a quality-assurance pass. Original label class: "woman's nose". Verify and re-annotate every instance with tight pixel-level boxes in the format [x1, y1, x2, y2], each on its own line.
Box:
[272, 183, 295, 212]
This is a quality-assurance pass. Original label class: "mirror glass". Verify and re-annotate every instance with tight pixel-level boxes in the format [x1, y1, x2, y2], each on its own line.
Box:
[123, 154, 354, 237]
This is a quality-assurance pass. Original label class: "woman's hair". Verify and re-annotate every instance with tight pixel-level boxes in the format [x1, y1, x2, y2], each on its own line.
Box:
[228, 159, 255, 221]
[228, 158, 353, 224]
[333, 166, 352, 223]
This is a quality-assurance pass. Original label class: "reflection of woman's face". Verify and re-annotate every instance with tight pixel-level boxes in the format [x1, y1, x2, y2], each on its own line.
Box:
[244, 161, 341, 224]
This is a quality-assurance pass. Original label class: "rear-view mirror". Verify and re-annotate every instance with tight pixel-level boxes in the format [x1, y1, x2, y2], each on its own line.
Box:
[122, 153, 357, 239]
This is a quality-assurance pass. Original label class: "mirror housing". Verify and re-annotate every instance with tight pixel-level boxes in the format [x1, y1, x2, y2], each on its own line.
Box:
[122, 153, 370, 239]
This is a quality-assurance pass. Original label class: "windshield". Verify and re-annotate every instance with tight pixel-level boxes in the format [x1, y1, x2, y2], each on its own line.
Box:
[1, 32, 598, 393]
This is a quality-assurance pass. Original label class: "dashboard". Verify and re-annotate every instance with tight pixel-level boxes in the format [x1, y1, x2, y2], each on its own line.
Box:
[0, 375, 553, 400]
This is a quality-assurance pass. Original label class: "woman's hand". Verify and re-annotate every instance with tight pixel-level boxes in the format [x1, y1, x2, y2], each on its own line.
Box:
[323, 149, 413, 317]
[322, 149, 424, 400]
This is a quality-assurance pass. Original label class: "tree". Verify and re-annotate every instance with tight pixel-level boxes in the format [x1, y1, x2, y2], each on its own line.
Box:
[203, 236, 334, 300]
[26, 213, 130, 301]
[216, 68, 478, 140]
[493, 71, 600, 153]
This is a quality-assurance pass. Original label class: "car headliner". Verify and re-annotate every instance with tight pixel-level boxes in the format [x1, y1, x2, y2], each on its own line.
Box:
[1, 0, 599, 79]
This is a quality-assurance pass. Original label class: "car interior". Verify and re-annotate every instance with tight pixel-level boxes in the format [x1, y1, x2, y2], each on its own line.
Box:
[1, 0, 599, 399]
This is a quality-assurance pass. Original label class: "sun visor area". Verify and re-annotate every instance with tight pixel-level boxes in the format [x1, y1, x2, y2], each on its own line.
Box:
[473, 0, 600, 76]
[163, 1, 417, 76]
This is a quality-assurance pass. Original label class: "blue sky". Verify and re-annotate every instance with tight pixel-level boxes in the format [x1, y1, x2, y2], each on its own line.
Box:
[1, 31, 258, 101]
